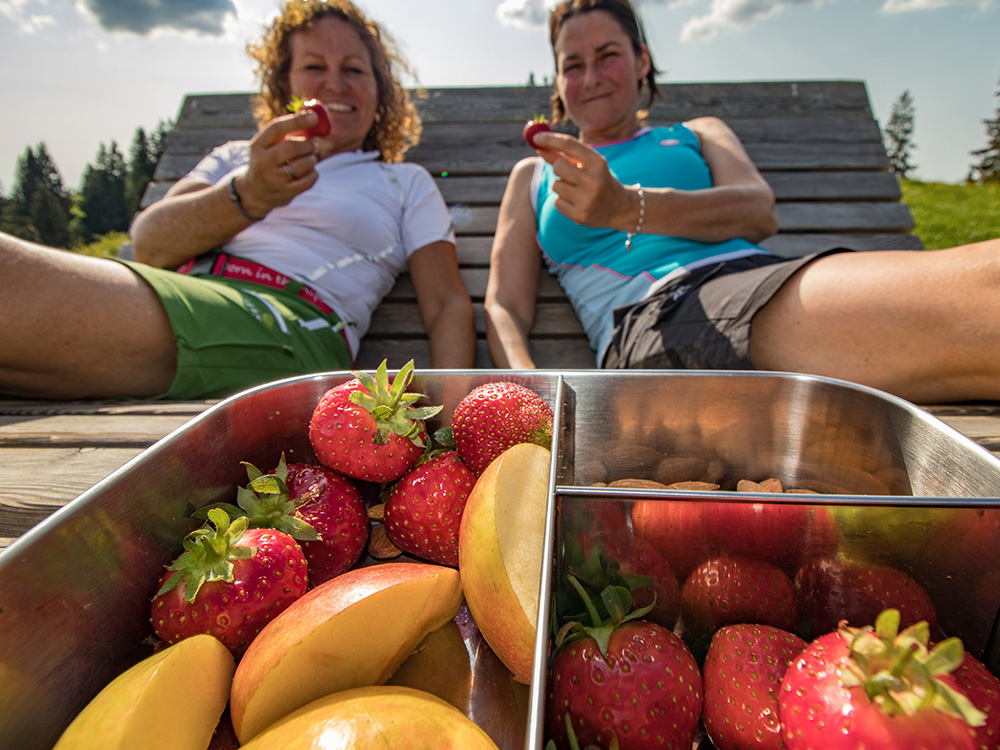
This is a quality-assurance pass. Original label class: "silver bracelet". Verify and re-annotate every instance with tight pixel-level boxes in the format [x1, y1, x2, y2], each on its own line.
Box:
[625, 183, 645, 251]
[228, 175, 264, 222]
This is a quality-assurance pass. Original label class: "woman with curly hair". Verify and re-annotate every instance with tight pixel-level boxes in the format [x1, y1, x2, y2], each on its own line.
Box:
[0, 0, 474, 400]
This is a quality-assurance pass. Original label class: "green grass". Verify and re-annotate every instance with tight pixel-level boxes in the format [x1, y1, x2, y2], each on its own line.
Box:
[901, 179, 1000, 250]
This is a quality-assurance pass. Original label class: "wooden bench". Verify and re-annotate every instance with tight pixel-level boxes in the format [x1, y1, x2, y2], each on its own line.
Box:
[142, 81, 921, 369]
[2, 80, 940, 550]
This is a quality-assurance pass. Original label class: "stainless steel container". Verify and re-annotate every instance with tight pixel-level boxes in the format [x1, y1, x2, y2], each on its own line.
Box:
[1, 370, 998, 750]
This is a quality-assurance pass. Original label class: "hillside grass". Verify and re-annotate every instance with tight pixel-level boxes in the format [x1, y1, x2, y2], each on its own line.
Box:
[901, 179, 1000, 250]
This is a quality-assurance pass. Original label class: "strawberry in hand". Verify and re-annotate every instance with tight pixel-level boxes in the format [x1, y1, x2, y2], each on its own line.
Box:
[383, 449, 476, 567]
[523, 115, 552, 149]
[150, 508, 308, 656]
[309, 360, 443, 483]
[287, 95, 331, 138]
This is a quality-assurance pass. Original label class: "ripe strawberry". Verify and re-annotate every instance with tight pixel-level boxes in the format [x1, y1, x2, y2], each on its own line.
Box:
[795, 556, 937, 639]
[567, 533, 681, 630]
[197, 455, 368, 587]
[547, 579, 702, 750]
[950, 650, 1000, 749]
[285, 462, 368, 585]
[630, 497, 711, 581]
[449, 381, 553, 475]
[779, 609, 986, 750]
[702, 624, 806, 750]
[287, 95, 331, 138]
[523, 115, 552, 149]
[309, 360, 442, 483]
[704, 498, 840, 574]
[150, 508, 308, 655]
[681, 556, 799, 651]
[383, 450, 476, 566]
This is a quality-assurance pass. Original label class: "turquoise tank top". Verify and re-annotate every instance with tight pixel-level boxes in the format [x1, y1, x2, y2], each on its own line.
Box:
[534, 124, 765, 360]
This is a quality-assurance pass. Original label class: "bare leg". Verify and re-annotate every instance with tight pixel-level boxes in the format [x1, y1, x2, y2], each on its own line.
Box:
[0, 233, 177, 399]
[750, 240, 1000, 403]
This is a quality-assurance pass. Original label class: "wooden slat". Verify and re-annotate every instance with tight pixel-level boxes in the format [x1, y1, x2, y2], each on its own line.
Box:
[368, 300, 584, 337]
[436, 171, 904, 206]
[354, 337, 598, 370]
[0, 447, 147, 537]
[760, 233, 925, 256]
[775, 202, 915, 233]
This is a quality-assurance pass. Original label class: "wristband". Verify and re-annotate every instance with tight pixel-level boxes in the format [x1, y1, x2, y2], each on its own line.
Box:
[228, 175, 264, 222]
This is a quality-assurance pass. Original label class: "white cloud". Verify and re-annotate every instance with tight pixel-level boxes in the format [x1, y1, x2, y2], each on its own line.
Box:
[497, 0, 556, 29]
[880, 0, 994, 12]
[0, 0, 56, 34]
[680, 0, 819, 41]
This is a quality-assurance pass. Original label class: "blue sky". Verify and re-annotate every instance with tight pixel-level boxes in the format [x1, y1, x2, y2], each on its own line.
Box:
[1, 0, 997, 195]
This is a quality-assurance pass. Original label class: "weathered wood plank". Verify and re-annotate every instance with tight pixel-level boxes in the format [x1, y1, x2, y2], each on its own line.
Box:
[166, 82, 875, 131]
[775, 202, 915, 233]
[436, 171, 903, 206]
[368, 300, 584, 337]
[0, 414, 198, 447]
[0, 447, 148, 538]
[354, 337, 598, 370]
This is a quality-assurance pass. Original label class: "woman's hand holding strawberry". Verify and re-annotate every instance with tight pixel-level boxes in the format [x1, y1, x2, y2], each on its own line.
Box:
[533, 130, 641, 236]
[234, 110, 325, 219]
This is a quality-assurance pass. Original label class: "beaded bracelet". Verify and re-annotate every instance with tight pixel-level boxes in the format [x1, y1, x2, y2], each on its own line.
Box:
[228, 175, 264, 222]
[625, 183, 645, 251]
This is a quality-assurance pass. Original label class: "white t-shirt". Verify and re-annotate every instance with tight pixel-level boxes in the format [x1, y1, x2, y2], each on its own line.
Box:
[186, 142, 456, 356]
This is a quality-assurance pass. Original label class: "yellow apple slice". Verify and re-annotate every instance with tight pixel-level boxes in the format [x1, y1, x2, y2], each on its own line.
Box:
[53, 634, 234, 750]
[238, 685, 498, 749]
[230, 561, 463, 743]
[458, 442, 551, 683]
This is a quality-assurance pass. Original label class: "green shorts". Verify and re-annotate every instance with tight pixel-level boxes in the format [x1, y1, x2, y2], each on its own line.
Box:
[117, 259, 352, 400]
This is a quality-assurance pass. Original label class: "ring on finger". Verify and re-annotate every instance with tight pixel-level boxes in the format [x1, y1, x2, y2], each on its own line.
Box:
[284, 161, 298, 181]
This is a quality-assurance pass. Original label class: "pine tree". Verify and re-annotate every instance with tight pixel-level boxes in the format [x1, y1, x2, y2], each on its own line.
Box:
[73, 141, 130, 243]
[883, 90, 917, 179]
[125, 127, 155, 219]
[5, 144, 71, 245]
[969, 76, 1000, 184]
[30, 185, 71, 248]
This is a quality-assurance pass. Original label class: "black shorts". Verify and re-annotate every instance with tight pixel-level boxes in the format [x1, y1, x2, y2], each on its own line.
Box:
[602, 250, 848, 370]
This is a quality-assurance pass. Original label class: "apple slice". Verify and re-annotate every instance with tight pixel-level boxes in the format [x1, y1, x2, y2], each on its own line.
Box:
[458, 442, 551, 683]
[238, 685, 498, 749]
[230, 561, 463, 743]
[53, 634, 234, 750]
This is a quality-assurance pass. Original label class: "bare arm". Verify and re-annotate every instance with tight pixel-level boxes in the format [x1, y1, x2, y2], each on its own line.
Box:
[408, 240, 476, 369]
[484, 158, 543, 369]
[129, 109, 325, 268]
[531, 117, 778, 245]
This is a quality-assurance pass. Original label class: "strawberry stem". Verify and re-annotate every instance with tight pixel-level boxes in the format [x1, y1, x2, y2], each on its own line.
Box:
[347, 360, 443, 448]
[156, 508, 255, 602]
[839, 608, 987, 727]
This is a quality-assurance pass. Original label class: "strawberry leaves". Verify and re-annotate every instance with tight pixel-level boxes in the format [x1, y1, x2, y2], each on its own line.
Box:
[193, 454, 321, 542]
[349, 360, 443, 448]
[156, 508, 254, 603]
[840, 609, 986, 726]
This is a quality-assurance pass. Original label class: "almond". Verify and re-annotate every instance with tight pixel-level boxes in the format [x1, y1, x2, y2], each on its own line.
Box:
[367, 523, 402, 559]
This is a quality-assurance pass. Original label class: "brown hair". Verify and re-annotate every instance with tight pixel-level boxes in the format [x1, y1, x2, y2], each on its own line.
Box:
[548, 0, 661, 124]
[245, 0, 421, 162]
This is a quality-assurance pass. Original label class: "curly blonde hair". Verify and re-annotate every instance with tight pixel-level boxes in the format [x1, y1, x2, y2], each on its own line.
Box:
[246, 0, 421, 162]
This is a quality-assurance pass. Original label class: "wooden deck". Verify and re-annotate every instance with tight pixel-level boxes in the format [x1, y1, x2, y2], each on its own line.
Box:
[3, 397, 1000, 552]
